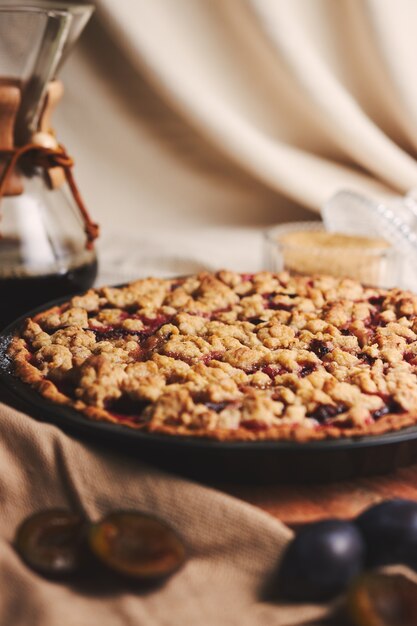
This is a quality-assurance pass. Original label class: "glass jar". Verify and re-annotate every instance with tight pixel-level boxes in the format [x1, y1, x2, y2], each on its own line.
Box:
[0, 3, 97, 328]
[263, 221, 402, 288]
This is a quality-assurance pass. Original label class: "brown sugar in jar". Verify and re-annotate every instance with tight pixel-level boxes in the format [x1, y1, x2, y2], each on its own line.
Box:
[264, 223, 400, 288]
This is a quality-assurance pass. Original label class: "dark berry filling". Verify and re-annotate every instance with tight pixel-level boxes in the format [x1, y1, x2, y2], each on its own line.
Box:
[90, 327, 138, 341]
[106, 397, 150, 421]
[369, 295, 385, 308]
[249, 317, 267, 325]
[242, 419, 269, 431]
[269, 302, 293, 312]
[369, 311, 384, 327]
[372, 406, 390, 420]
[201, 352, 223, 365]
[262, 364, 285, 379]
[309, 403, 347, 424]
[300, 364, 317, 378]
[358, 352, 376, 365]
[404, 352, 417, 364]
[310, 339, 331, 359]
[204, 402, 229, 413]
[387, 399, 403, 414]
[169, 280, 184, 291]
[372, 399, 404, 420]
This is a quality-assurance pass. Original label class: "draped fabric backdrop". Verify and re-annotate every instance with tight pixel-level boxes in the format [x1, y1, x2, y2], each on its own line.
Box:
[52, 0, 417, 276]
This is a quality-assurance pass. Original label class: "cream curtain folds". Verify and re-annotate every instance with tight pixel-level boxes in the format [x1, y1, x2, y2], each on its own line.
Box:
[89, 0, 417, 217]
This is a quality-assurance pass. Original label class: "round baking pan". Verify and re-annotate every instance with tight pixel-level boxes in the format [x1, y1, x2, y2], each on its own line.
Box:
[2, 299, 417, 484]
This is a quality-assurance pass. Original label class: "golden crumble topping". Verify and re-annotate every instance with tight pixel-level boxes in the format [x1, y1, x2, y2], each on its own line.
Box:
[8, 271, 417, 441]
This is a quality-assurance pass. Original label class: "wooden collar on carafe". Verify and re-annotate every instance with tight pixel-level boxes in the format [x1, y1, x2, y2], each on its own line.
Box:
[0, 80, 99, 248]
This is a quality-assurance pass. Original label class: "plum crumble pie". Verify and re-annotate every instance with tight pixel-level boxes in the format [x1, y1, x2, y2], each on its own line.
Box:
[8, 270, 417, 441]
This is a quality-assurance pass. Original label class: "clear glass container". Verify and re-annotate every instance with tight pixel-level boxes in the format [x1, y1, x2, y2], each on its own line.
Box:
[0, 3, 96, 328]
[263, 221, 402, 288]
[322, 189, 417, 292]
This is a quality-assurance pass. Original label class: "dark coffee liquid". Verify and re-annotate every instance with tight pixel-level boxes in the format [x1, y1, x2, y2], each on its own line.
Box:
[0, 259, 98, 329]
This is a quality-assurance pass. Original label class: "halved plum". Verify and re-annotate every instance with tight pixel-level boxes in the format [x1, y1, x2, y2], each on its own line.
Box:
[88, 511, 186, 582]
[347, 573, 417, 626]
[15, 509, 86, 576]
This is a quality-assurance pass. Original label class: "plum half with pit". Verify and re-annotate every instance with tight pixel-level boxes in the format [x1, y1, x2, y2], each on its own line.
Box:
[15, 509, 86, 577]
[278, 519, 365, 602]
[355, 498, 417, 570]
[88, 511, 187, 582]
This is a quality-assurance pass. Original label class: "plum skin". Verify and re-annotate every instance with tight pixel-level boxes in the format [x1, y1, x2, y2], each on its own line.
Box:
[355, 498, 417, 570]
[278, 519, 366, 602]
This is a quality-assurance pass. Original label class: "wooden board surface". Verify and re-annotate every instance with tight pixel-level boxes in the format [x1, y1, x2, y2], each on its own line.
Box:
[221, 464, 417, 528]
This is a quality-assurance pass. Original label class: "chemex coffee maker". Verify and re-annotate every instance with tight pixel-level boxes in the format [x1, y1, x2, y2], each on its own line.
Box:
[0, 2, 99, 328]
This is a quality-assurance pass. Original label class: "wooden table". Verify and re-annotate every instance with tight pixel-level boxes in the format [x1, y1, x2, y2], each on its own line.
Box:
[223, 465, 417, 528]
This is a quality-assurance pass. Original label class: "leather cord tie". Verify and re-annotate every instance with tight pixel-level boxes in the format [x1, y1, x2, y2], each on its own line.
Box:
[0, 142, 99, 249]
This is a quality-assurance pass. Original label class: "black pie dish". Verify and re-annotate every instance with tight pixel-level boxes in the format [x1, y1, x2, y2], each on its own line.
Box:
[2, 298, 417, 484]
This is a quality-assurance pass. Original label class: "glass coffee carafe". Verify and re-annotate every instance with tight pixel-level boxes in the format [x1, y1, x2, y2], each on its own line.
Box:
[0, 3, 98, 328]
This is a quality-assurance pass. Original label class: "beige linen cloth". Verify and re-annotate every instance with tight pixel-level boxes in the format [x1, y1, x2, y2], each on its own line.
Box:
[2, 395, 416, 626]
[0, 395, 335, 626]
